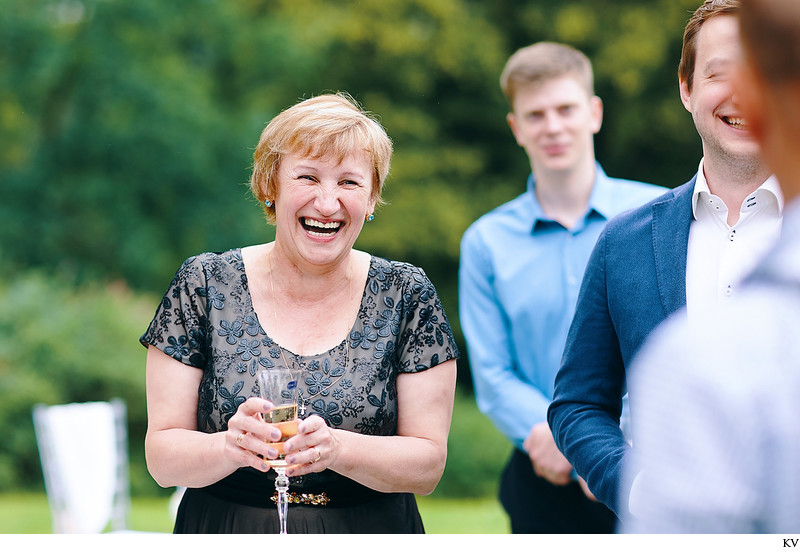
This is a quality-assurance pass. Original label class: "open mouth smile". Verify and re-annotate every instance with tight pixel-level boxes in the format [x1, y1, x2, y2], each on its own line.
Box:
[301, 217, 342, 237]
[722, 116, 748, 130]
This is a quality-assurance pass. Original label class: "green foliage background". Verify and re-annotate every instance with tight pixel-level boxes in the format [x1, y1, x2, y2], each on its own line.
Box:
[2, 0, 701, 497]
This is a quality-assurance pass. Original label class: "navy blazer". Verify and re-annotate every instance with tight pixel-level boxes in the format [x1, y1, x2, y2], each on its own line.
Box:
[547, 177, 696, 516]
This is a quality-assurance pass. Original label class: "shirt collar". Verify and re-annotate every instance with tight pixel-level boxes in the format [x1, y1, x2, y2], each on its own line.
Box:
[691, 157, 784, 220]
[526, 162, 614, 231]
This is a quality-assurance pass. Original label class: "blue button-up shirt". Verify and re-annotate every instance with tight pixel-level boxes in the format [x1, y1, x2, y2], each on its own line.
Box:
[459, 164, 665, 449]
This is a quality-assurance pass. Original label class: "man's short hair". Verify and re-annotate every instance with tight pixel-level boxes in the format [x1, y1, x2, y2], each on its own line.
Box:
[500, 42, 594, 106]
[678, 0, 740, 91]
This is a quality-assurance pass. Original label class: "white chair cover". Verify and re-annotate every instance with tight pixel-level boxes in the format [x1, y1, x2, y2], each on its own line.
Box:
[33, 400, 129, 533]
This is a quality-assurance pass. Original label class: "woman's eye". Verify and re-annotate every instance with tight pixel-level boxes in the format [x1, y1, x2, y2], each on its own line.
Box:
[341, 180, 359, 187]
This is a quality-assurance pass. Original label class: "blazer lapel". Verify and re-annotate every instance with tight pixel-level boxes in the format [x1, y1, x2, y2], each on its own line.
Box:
[651, 177, 696, 317]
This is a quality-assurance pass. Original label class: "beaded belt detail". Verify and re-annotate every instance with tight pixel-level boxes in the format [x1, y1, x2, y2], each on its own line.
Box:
[270, 492, 330, 506]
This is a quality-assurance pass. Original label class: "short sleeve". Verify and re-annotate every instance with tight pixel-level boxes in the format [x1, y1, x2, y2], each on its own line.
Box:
[394, 263, 460, 374]
[139, 255, 212, 369]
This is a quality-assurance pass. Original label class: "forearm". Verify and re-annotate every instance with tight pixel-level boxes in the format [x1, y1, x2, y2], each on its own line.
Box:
[558, 411, 629, 513]
[549, 368, 628, 507]
[327, 431, 447, 495]
[145, 347, 276, 489]
[549, 376, 628, 511]
[549, 372, 630, 510]
[145, 428, 238, 488]
[303, 361, 456, 495]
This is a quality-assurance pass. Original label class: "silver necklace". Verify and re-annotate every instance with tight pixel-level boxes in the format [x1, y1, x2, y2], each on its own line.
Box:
[268, 250, 351, 417]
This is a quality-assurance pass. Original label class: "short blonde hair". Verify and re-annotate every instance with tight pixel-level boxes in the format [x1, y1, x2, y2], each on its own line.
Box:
[250, 93, 393, 223]
[500, 42, 594, 106]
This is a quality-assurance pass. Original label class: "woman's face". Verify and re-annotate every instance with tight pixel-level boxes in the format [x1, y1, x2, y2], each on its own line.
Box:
[272, 150, 376, 270]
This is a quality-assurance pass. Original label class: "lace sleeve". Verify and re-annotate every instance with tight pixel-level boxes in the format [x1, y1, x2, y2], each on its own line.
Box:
[395, 263, 459, 374]
[139, 255, 212, 369]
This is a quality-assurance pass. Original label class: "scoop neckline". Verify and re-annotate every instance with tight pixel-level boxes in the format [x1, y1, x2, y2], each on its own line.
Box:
[237, 248, 374, 359]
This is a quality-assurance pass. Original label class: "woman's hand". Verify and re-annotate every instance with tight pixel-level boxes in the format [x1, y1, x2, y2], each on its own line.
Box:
[225, 397, 285, 472]
[282, 415, 338, 477]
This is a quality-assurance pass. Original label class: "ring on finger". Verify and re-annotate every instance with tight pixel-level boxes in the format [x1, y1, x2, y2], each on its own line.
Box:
[311, 447, 321, 464]
[236, 431, 246, 447]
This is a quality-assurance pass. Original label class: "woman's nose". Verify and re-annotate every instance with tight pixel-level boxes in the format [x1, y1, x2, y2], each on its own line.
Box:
[314, 183, 340, 215]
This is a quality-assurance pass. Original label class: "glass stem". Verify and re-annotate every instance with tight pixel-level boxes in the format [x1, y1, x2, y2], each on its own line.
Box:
[274, 467, 289, 534]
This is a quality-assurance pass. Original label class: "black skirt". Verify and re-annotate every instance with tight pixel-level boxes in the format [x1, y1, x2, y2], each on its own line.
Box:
[174, 467, 425, 534]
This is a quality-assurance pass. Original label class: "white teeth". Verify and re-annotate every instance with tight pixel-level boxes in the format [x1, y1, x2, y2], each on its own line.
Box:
[302, 218, 342, 236]
[725, 117, 747, 128]
[304, 218, 341, 229]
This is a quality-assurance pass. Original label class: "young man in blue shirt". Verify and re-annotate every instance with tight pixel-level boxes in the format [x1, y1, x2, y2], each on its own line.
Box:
[458, 42, 664, 533]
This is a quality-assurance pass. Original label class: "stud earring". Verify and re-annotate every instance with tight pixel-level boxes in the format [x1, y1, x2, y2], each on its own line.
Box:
[366, 213, 375, 222]
[264, 199, 273, 208]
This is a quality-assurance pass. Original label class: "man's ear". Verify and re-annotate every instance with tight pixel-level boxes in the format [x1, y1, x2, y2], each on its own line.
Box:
[590, 95, 604, 135]
[679, 76, 693, 114]
[507, 112, 522, 146]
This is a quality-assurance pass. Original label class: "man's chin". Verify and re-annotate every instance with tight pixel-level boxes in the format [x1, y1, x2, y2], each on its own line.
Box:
[539, 158, 577, 173]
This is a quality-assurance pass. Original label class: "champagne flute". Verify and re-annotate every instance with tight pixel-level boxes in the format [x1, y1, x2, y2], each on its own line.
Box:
[257, 367, 300, 534]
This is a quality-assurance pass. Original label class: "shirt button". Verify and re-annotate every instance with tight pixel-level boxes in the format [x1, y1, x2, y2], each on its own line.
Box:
[729, 230, 736, 241]
[725, 285, 733, 296]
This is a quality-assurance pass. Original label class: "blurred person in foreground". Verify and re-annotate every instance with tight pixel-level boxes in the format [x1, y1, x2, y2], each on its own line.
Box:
[458, 42, 664, 533]
[623, 0, 800, 533]
[140, 93, 459, 533]
[548, 0, 783, 520]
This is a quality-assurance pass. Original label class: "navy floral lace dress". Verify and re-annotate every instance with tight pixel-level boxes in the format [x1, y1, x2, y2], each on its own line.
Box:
[140, 249, 459, 533]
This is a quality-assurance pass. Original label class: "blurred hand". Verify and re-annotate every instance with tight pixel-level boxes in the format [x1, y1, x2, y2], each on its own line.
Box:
[523, 422, 572, 486]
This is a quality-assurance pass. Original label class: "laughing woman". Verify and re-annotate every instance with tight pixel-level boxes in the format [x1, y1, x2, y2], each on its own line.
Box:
[140, 93, 459, 533]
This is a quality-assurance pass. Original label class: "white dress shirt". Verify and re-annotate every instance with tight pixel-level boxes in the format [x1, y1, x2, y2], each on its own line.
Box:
[685, 159, 783, 321]
[626, 161, 782, 517]
[623, 200, 800, 533]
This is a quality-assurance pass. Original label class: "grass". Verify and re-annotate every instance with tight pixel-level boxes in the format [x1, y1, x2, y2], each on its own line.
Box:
[417, 495, 509, 534]
[0, 492, 508, 534]
[0, 493, 175, 534]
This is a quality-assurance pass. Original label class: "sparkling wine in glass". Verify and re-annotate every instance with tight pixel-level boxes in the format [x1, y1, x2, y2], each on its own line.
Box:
[257, 367, 300, 534]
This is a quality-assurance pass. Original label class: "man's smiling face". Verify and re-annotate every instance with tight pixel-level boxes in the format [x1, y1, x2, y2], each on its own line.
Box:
[680, 14, 762, 168]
